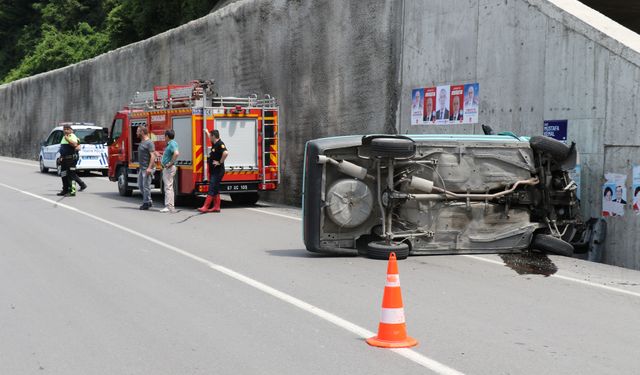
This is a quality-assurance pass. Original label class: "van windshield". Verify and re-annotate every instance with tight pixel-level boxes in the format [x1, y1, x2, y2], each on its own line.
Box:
[75, 129, 106, 144]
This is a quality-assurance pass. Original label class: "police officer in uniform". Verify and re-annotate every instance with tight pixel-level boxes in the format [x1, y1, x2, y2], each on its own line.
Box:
[57, 125, 86, 196]
[198, 129, 228, 213]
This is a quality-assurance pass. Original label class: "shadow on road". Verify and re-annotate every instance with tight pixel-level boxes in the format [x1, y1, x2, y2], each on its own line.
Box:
[265, 249, 359, 258]
[499, 252, 558, 277]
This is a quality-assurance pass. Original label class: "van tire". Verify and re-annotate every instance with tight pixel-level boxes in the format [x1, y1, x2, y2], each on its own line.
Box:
[366, 241, 410, 260]
[370, 138, 416, 159]
[529, 136, 571, 161]
[531, 234, 574, 257]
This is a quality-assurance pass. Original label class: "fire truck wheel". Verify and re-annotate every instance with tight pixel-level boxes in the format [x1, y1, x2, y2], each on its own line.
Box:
[230, 192, 259, 205]
[39, 158, 49, 173]
[117, 167, 133, 197]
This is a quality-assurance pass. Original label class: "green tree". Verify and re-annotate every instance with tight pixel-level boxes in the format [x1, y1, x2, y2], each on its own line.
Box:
[3, 23, 108, 82]
[0, 0, 40, 78]
[105, 0, 219, 48]
[1, 0, 221, 83]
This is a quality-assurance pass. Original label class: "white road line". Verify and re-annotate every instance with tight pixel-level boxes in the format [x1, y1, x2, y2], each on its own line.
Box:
[463, 255, 640, 298]
[0, 181, 464, 375]
[0, 158, 38, 167]
[246, 207, 302, 221]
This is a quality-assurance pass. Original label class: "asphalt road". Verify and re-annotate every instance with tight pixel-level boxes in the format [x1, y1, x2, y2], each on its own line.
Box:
[1, 156, 640, 375]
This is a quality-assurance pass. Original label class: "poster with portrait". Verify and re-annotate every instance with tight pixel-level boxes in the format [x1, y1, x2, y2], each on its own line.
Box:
[632, 166, 640, 215]
[434, 85, 450, 124]
[602, 173, 626, 217]
[463, 83, 479, 123]
[411, 83, 480, 125]
[449, 85, 465, 124]
[423, 87, 436, 124]
[411, 88, 424, 125]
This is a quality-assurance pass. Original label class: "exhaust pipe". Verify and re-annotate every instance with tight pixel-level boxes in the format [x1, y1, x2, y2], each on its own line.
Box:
[317, 155, 370, 180]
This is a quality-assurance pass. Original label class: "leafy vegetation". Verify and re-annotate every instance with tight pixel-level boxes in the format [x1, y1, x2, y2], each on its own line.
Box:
[0, 0, 220, 83]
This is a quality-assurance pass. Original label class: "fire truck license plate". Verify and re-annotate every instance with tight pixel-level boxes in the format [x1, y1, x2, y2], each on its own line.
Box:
[222, 183, 258, 192]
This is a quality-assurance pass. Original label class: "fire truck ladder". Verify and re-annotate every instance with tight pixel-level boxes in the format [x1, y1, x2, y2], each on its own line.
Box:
[129, 80, 215, 109]
[259, 96, 279, 186]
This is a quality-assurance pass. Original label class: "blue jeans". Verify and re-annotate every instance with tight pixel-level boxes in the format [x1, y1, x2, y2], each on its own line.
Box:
[138, 169, 153, 204]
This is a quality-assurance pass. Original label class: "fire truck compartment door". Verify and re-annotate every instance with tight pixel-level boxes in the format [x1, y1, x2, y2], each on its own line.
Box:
[215, 118, 258, 169]
[172, 117, 192, 165]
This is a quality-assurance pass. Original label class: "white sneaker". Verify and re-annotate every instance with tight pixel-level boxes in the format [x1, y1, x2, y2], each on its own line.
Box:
[160, 208, 170, 213]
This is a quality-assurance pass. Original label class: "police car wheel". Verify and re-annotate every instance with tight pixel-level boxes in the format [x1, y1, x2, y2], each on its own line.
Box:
[39, 158, 49, 173]
[101, 170, 109, 177]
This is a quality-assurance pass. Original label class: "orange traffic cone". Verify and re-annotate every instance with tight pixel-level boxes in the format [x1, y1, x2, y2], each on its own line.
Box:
[367, 252, 418, 348]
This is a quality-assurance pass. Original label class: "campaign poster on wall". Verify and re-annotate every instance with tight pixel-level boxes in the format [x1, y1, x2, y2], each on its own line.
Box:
[543, 120, 568, 142]
[434, 85, 450, 124]
[633, 166, 640, 215]
[411, 88, 424, 125]
[602, 173, 626, 217]
[411, 82, 480, 125]
[423, 87, 436, 124]
[463, 83, 479, 123]
[449, 85, 465, 124]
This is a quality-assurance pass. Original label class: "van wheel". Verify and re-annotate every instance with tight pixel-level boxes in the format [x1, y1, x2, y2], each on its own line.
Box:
[230, 192, 259, 205]
[39, 158, 49, 173]
[531, 234, 574, 257]
[529, 136, 571, 162]
[370, 138, 416, 159]
[117, 167, 133, 197]
[366, 241, 410, 260]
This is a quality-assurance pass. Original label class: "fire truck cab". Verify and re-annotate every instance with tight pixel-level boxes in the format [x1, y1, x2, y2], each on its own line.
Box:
[107, 80, 279, 204]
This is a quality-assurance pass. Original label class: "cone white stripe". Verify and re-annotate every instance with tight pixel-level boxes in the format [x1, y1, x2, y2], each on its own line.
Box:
[380, 308, 406, 324]
[385, 273, 401, 287]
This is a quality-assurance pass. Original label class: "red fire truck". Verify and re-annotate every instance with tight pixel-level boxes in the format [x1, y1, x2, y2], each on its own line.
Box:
[107, 80, 279, 204]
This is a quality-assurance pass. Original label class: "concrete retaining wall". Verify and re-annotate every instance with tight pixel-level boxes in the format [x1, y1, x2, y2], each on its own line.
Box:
[1, 0, 639, 269]
[0, 0, 403, 206]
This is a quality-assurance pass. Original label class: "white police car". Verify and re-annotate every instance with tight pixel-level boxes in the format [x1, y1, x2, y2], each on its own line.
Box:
[39, 122, 109, 176]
